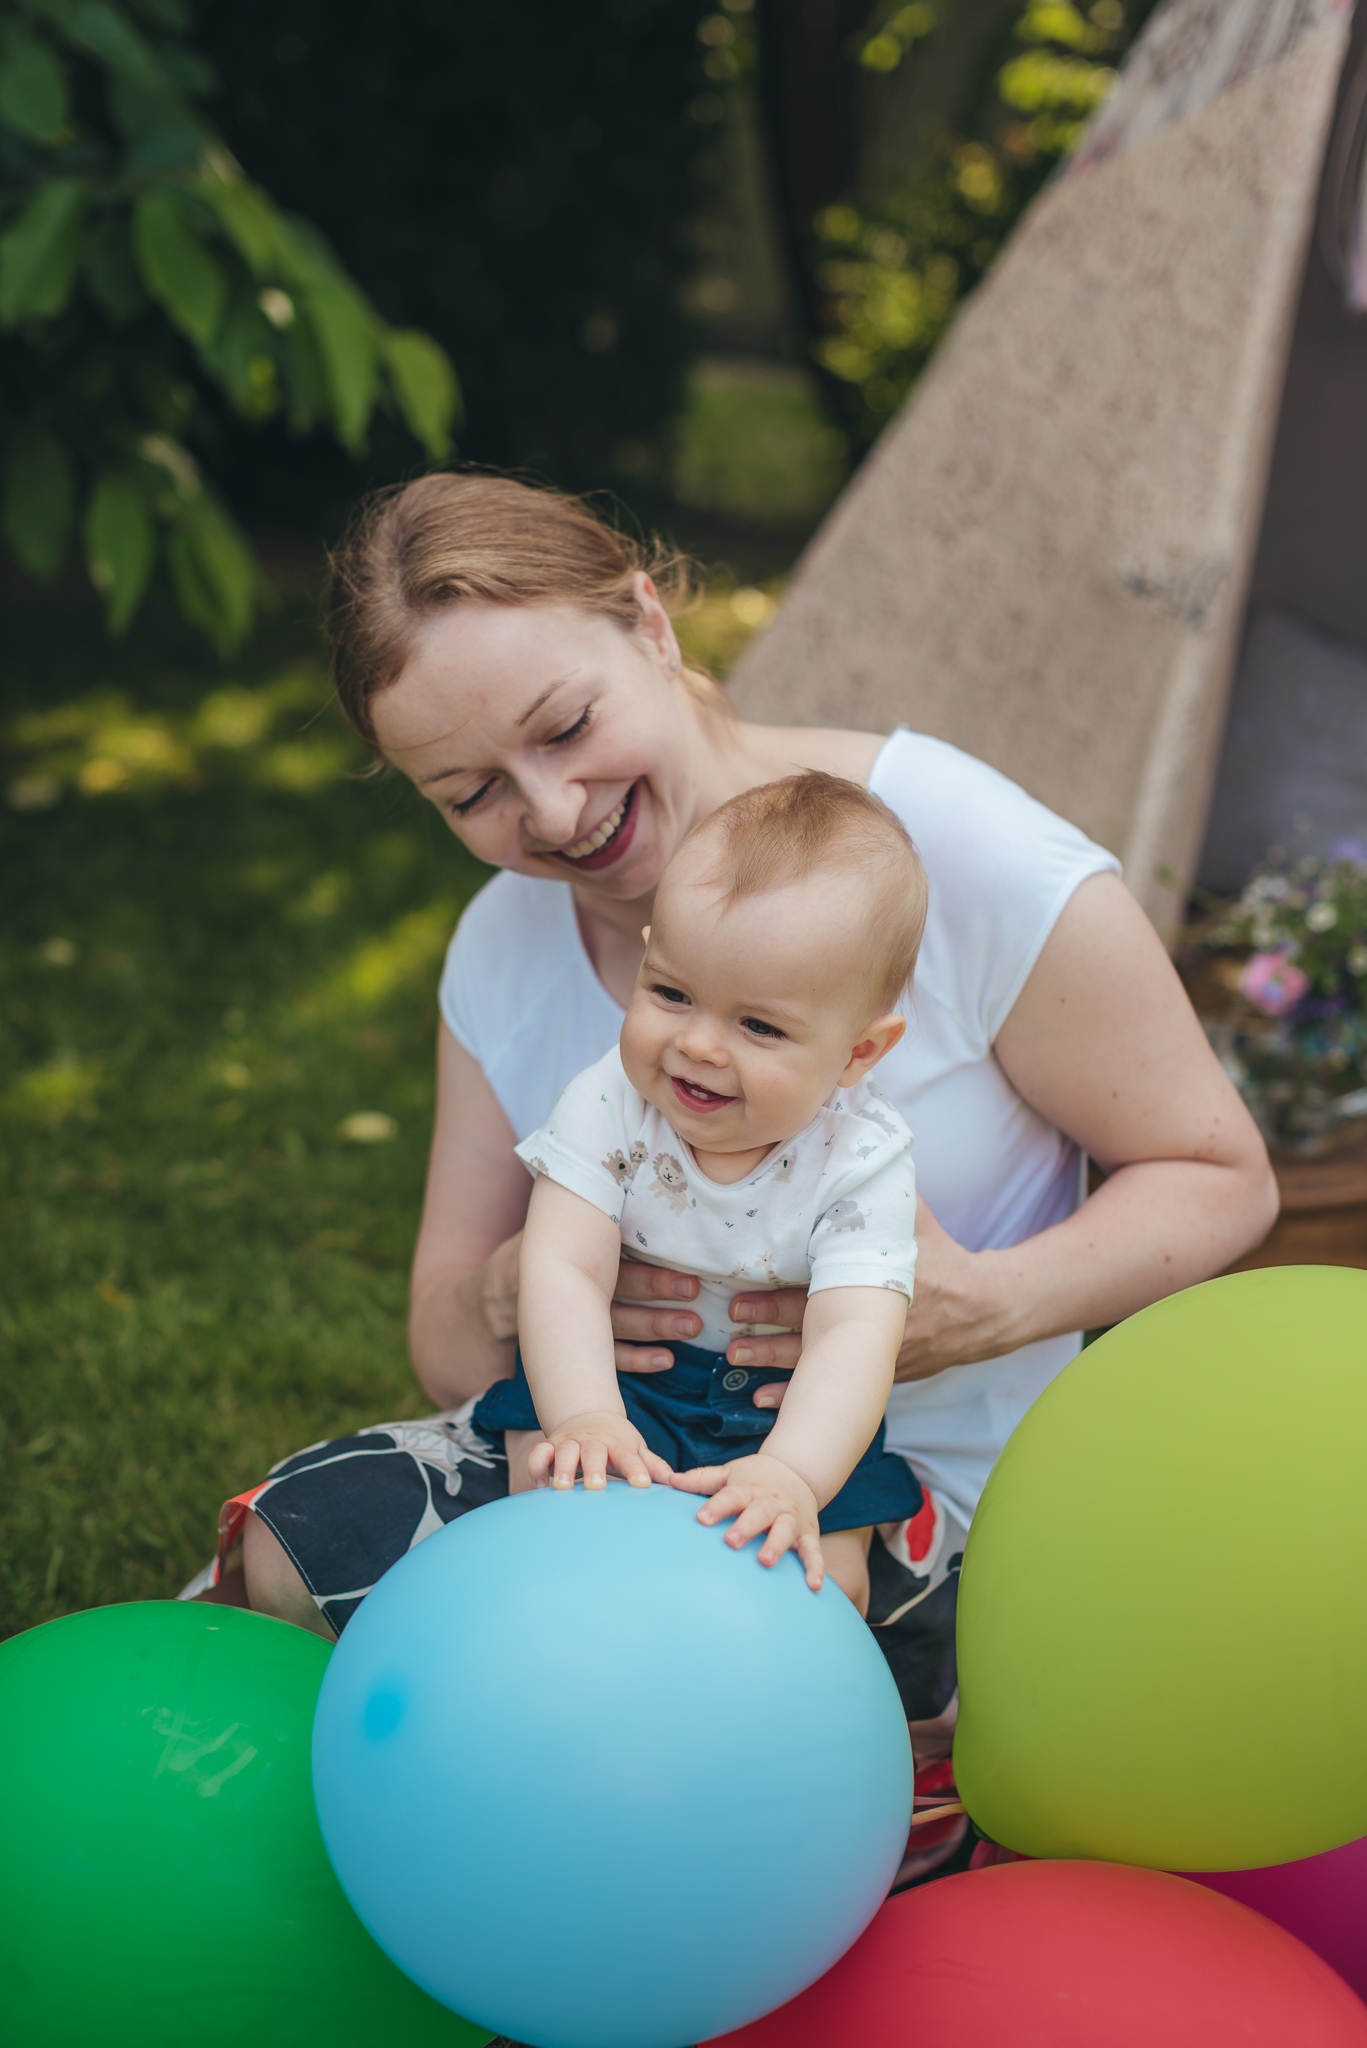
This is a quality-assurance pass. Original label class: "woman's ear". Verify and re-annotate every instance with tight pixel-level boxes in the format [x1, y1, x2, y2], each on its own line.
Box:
[838, 1014, 906, 1088]
[632, 571, 680, 674]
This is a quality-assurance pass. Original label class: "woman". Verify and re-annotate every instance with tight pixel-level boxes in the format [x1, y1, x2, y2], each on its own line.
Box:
[214, 472, 1276, 1766]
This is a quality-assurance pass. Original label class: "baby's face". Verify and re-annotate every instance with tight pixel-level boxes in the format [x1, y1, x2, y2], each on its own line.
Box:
[620, 847, 894, 1156]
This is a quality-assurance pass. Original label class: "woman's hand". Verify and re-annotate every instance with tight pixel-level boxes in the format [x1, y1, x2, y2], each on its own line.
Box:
[609, 1256, 703, 1371]
[727, 1200, 1021, 1410]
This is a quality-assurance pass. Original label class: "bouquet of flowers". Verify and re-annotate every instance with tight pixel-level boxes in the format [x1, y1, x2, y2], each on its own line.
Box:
[1187, 841, 1367, 1155]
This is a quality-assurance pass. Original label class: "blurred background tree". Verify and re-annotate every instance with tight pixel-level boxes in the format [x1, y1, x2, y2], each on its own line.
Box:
[0, 0, 458, 651]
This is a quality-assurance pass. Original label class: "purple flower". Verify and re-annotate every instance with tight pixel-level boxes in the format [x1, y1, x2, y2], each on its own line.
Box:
[1329, 839, 1367, 867]
[1241, 949, 1310, 1017]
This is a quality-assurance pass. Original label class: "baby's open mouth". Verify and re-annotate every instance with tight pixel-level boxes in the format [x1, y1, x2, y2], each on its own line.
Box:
[670, 1074, 734, 1113]
[560, 783, 637, 866]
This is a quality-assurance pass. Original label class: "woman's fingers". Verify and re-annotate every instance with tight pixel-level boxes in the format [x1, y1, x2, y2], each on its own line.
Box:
[611, 1302, 703, 1344]
[730, 1334, 802, 1376]
[728, 1285, 807, 1330]
[613, 1343, 676, 1374]
[613, 1263, 699, 1303]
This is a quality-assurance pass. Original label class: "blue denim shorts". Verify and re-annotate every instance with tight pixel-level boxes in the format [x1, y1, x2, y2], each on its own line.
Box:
[470, 1342, 922, 1534]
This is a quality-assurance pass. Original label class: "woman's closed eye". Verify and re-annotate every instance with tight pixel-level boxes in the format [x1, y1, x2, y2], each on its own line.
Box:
[548, 707, 592, 747]
[741, 1016, 786, 1040]
[451, 777, 498, 817]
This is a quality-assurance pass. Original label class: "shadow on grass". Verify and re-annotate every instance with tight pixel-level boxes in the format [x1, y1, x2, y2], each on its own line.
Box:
[0, 568, 493, 1637]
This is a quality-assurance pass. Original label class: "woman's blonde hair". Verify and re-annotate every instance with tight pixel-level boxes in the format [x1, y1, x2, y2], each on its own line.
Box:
[327, 471, 725, 747]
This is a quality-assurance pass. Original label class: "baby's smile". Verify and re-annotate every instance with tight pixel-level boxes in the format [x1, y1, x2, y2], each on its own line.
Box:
[669, 1074, 734, 1113]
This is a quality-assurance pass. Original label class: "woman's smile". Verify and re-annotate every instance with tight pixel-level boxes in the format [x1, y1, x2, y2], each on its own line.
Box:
[553, 781, 640, 870]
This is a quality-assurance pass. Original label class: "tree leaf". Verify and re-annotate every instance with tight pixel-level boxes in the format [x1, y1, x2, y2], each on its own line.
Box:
[380, 328, 461, 458]
[0, 23, 69, 142]
[3, 425, 75, 578]
[132, 188, 226, 346]
[197, 175, 284, 277]
[0, 177, 86, 326]
[85, 470, 155, 633]
[165, 501, 256, 655]
[83, 215, 148, 322]
[297, 278, 378, 451]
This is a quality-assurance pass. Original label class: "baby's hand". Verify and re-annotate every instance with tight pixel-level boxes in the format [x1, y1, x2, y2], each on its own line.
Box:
[527, 1411, 675, 1492]
[671, 1454, 825, 1589]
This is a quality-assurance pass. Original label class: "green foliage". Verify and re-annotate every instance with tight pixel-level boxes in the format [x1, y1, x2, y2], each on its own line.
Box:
[814, 0, 1149, 442]
[0, 575, 491, 1634]
[0, 0, 460, 653]
[194, 0, 714, 516]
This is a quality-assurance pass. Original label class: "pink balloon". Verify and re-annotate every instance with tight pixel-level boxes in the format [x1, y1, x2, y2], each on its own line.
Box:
[1188, 1836, 1367, 2002]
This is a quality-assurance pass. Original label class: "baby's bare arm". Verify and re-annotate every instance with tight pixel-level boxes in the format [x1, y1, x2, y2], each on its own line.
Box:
[761, 1286, 908, 1507]
[519, 1177, 673, 1489]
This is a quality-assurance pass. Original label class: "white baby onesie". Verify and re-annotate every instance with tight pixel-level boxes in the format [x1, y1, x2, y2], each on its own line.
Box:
[515, 1045, 918, 1352]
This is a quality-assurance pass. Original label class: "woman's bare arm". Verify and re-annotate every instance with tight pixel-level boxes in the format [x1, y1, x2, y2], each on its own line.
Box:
[730, 872, 1280, 1385]
[410, 1027, 706, 1406]
[409, 1027, 533, 1406]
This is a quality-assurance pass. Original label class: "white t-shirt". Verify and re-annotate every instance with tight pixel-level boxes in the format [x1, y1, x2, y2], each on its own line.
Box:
[516, 1046, 918, 1352]
[440, 729, 1120, 1526]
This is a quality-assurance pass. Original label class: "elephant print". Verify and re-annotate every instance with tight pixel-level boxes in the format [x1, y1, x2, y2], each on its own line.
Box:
[825, 1198, 868, 1232]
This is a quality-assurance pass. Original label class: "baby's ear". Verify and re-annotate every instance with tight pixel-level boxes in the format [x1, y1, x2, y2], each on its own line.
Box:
[840, 1013, 906, 1087]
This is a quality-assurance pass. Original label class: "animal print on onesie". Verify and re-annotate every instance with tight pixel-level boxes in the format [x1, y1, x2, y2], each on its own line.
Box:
[507, 1043, 917, 1350]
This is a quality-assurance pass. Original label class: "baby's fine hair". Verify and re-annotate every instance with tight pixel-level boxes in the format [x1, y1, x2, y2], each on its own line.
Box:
[690, 770, 928, 1014]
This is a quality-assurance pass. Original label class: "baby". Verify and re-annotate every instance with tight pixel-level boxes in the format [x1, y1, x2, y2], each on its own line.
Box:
[471, 770, 928, 1609]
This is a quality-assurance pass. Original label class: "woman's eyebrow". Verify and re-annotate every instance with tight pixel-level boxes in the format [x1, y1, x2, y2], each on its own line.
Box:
[418, 676, 584, 786]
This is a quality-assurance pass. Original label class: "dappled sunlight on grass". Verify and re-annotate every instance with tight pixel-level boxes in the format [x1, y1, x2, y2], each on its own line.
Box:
[0, 583, 489, 1636]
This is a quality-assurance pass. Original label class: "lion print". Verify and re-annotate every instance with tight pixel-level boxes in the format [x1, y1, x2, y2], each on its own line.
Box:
[649, 1151, 690, 1214]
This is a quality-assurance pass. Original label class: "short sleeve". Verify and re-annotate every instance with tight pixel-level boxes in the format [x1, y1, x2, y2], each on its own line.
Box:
[513, 1047, 635, 1227]
[870, 731, 1121, 1054]
[807, 1148, 918, 1301]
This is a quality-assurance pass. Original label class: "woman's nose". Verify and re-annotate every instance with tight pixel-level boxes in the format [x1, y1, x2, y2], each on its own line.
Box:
[519, 769, 587, 850]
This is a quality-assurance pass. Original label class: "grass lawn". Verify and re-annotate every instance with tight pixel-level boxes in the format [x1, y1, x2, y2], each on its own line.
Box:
[1, 570, 501, 1637]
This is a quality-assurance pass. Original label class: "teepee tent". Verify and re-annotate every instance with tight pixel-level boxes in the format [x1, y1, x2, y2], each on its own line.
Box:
[731, 0, 1365, 930]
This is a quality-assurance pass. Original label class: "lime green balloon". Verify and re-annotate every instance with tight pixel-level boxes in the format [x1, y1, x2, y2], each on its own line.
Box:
[0, 1602, 491, 2048]
[955, 1267, 1367, 1872]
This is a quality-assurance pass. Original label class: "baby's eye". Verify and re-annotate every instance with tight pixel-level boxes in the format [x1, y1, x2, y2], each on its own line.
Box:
[652, 983, 689, 1006]
[742, 1017, 785, 1040]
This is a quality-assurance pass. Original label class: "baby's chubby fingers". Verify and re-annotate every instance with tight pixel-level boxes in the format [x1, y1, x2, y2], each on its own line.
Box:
[667, 1463, 730, 1499]
[551, 1436, 586, 1490]
[526, 1438, 556, 1487]
[794, 1531, 826, 1592]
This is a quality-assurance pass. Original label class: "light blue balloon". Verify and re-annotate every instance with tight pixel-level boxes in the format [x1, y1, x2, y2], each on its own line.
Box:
[312, 1482, 912, 2048]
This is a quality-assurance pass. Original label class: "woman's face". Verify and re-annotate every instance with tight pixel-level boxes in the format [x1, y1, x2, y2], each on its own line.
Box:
[371, 576, 706, 902]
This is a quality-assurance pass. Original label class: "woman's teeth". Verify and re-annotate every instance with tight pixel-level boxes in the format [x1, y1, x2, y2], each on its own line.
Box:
[563, 791, 629, 860]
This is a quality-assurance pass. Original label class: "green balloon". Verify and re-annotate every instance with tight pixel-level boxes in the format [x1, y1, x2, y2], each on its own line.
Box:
[0, 1602, 491, 2048]
[955, 1267, 1367, 1872]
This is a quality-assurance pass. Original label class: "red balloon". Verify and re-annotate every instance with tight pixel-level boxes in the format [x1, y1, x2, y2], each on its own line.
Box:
[1189, 1835, 1367, 2004]
[705, 1860, 1367, 2048]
